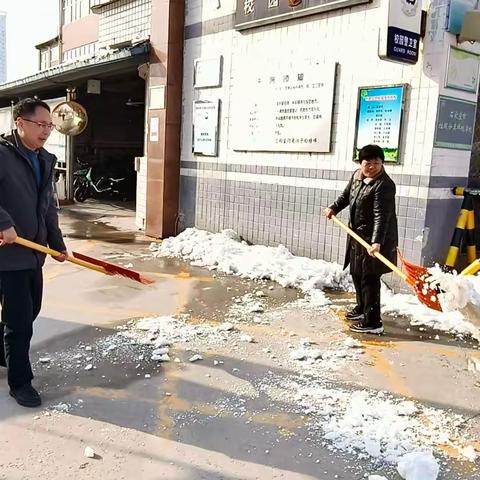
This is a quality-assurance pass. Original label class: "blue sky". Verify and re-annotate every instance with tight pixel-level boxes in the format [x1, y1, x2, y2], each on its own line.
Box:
[0, 0, 59, 82]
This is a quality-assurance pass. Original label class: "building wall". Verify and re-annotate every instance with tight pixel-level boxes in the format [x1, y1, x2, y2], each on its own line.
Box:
[421, 0, 480, 268]
[0, 13, 6, 84]
[176, 0, 480, 276]
[62, 14, 100, 54]
[97, 0, 151, 49]
[0, 105, 11, 133]
[178, 0, 449, 274]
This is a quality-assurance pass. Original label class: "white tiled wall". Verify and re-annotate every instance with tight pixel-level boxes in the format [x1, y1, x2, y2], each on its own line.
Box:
[98, 0, 151, 49]
[182, 0, 444, 184]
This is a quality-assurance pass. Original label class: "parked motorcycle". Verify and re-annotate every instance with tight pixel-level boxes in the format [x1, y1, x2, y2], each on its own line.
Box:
[73, 166, 130, 203]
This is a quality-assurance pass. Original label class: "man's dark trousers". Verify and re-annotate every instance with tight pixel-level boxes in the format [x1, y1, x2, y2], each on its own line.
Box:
[352, 273, 382, 327]
[0, 269, 43, 388]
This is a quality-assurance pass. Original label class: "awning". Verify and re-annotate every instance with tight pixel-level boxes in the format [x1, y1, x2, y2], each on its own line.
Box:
[91, 0, 124, 13]
[0, 42, 150, 107]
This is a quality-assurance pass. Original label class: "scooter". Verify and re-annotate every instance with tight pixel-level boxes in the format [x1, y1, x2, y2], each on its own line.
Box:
[73, 166, 128, 202]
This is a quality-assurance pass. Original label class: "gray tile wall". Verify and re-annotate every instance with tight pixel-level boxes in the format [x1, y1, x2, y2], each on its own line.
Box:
[422, 198, 465, 268]
[179, 174, 426, 275]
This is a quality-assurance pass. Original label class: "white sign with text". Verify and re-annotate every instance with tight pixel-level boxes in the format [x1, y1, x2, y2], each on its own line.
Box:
[232, 60, 336, 153]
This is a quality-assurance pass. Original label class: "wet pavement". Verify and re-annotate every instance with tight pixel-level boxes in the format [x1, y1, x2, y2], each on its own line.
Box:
[0, 201, 479, 480]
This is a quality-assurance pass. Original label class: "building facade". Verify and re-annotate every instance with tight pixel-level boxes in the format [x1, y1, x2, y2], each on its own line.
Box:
[1, 0, 479, 278]
[176, 0, 480, 276]
[0, 0, 185, 241]
[0, 12, 7, 84]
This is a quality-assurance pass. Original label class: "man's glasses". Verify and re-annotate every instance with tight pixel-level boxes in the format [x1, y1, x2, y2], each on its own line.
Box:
[21, 118, 55, 131]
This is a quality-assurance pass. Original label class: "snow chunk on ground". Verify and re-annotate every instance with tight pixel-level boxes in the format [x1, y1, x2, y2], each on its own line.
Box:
[217, 322, 235, 332]
[84, 446, 95, 458]
[152, 347, 169, 356]
[344, 337, 363, 349]
[150, 228, 351, 295]
[152, 354, 170, 362]
[369, 476, 389, 480]
[239, 334, 254, 343]
[397, 451, 439, 480]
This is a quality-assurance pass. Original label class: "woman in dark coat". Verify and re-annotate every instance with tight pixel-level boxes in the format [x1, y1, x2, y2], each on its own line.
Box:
[325, 144, 398, 334]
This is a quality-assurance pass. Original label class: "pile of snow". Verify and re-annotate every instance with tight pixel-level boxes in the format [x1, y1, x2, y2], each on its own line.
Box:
[120, 315, 236, 348]
[288, 336, 365, 372]
[382, 266, 480, 340]
[290, 379, 465, 468]
[150, 228, 352, 298]
[426, 266, 480, 313]
[152, 228, 480, 340]
[381, 284, 480, 342]
[225, 293, 267, 323]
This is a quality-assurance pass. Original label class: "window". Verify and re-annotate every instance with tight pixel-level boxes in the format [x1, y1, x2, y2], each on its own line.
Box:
[51, 45, 60, 64]
[40, 49, 50, 70]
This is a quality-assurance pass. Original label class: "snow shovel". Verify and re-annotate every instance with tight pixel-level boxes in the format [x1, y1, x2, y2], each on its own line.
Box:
[331, 216, 443, 312]
[14, 237, 154, 285]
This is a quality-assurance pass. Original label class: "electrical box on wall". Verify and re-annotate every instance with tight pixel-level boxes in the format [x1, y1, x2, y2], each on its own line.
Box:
[87, 79, 101, 95]
[459, 11, 480, 42]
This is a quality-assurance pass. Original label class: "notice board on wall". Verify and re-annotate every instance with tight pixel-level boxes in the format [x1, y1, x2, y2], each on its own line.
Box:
[353, 85, 407, 163]
[193, 100, 220, 156]
[434, 96, 476, 150]
[232, 61, 336, 153]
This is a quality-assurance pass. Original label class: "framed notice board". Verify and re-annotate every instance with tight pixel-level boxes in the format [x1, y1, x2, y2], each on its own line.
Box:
[192, 99, 220, 156]
[353, 84, 407, 163]
[433, 96, 476, 150]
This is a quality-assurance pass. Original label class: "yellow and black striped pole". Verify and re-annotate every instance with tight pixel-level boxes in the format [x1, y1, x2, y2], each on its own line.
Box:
[466, 205, 477, 264]
[445, 194, 473, 269]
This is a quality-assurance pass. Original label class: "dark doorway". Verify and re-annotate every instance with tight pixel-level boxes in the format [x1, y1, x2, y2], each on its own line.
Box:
[72, 72, 145, 204]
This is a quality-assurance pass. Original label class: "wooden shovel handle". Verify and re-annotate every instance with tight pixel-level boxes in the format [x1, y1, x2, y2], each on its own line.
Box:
[14, 237, 110, 276]
[331, 215, 407, 281]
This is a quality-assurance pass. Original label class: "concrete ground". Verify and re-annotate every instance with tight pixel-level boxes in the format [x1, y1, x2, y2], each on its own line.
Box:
[0, 201, 479, 480]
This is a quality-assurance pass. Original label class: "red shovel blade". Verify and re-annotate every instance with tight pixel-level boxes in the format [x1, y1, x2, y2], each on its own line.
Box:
[397, 249, 443, 312]
[72, 251, 155, 285]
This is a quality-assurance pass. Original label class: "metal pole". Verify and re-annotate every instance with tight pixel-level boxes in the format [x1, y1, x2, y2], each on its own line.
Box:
[65, 88, 74, 201]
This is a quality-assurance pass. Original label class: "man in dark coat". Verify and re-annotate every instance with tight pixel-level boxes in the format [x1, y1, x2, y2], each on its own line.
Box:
[0, 98, 67, 407]
[325, 144, 398, 334]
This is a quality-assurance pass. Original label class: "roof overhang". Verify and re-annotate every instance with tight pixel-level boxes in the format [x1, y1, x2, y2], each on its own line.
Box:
[35, 36, 60, 50]
[0, 43, 149, 107]
[91, 0, 124, 13]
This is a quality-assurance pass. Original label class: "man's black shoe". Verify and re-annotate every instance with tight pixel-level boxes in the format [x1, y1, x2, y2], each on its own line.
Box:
[9, 384, 42, 408]
[350, 322, 384, 335]
[345, 307, 364, 322]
